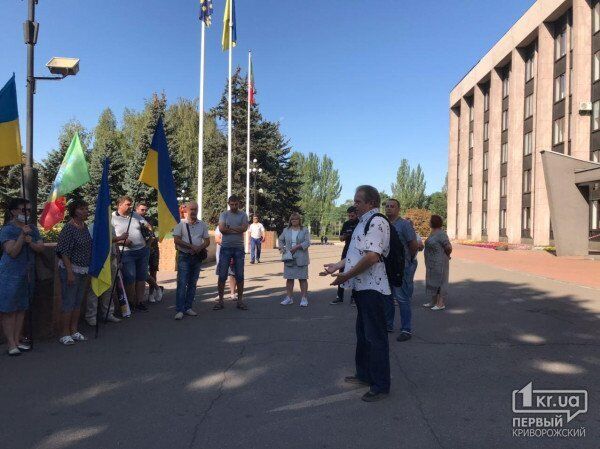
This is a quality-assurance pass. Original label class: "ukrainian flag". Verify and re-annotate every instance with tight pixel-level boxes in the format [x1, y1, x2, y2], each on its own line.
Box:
[139, 118, 180, 240]
[221, 0, 237, 51]
[0, 74, 23, 167]
[90, 158, 112, 297]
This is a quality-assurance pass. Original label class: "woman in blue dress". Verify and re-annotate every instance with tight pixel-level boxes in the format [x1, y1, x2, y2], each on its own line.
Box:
[0, 198, 45, 356]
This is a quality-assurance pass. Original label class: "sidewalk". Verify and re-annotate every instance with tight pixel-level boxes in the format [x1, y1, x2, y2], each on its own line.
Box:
[452, 244, 600, 289]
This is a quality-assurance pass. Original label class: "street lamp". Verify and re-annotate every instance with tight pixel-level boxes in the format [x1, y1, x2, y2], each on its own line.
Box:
[23, 0, 80, 221]
[251, 159, 262, 216]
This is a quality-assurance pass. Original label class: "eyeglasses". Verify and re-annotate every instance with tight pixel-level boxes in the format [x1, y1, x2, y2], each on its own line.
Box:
[18, 208, 31, 213]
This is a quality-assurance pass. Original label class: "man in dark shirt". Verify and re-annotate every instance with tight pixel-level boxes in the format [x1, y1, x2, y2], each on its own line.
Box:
[330, 206, 359, 304]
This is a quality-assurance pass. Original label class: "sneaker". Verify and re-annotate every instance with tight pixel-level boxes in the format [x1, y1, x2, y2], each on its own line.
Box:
[300, 297, 308, 307]
[59, 336, 75, 346]
[257, 260, 261, 264]
[422, 302, 433, 307]
[250, 260, 255, 264]
[184, 309, 198, 317]
[330, 298, 344, 305]
[155, 287, 164, 302]
[431, 305, 446, 311]
[71, 332, 86, 342]
[17, 343, 31, 352]
[396, 331, 412, 342]
[174, 312, 184, 320]
[361, 391, 389, 402]
[148, 291, 157, 303]
[136, 303, 149, 312]
[7, 347, 21, 356]
[105, 315, 121, 323]
[280, 297, 293, 306]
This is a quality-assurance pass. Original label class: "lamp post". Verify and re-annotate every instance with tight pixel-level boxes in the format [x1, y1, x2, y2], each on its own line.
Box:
[251, 159, 262, 216]
[23, 0, 80, 221]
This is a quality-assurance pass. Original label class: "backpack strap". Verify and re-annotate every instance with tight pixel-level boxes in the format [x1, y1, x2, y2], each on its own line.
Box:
[363, 212, 389, 235]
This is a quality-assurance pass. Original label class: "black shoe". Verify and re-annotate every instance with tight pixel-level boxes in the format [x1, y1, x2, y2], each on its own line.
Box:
[250, 260, 255, 264]
[135, 303, 149, 312]
[361, 391, 389, 402]
[257, 260, 260, 263]
[396, 331, 412, 342]
[344, 376, 370, 387]
[330, 298, 344, 305]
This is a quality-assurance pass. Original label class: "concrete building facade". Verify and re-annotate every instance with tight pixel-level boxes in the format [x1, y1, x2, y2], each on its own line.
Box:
[448, 0, 600, 255]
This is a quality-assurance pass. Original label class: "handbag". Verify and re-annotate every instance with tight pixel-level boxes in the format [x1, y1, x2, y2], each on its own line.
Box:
[186, 223, 207, 262]
[281, 250, 294, 262]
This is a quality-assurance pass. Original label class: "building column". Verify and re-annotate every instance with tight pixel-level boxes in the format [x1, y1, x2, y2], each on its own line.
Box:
[572, 0, 592, 161]
[507, 48, 526, 243]
[487, 69, 503, 241]
[457, 97, 470, 239]
[447, 106, 460, 240]
[471, 85, 484, 240]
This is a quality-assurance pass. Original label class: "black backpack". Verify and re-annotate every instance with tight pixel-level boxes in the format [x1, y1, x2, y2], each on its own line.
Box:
[363, 213, 405, 288]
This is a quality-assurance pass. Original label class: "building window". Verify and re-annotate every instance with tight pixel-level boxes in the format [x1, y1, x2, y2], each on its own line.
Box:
[482, 211, 488, 232]
[524, 94, 534, 118]
[501, 142, 508, 163]
[467, 212, 472, 230]
[523, 169, 532, 193]
[500, 209, 507, 230]
[555, 27, 566, 60]
[525, 55, 534, 82]
[500, 176, 507, 197]
[483, 181, 488, 200]
[483, 122, 489, 141]
[593, 150, 600, 162]
[595, 2, 600, 34]
[502, 110, 509, 131]
[502, 75, 510, 98]
[483, 152, 489, 170]
[469, 131, 474, 148]
[522, 207, 531, 231]
[554, 74, 566, 102]
[595, 52, 600, 82]
[592, 200, 600, 230]
[483, 91, 490, 111]
[594, 101, 600, 131]
[523, 132, 533, 156]
[468, 186, 473, 202]
[468, 158, 473, 175]
[570, 66, 573, 95]
[553, 117, 564, 145]
[469, 104, 474, 122]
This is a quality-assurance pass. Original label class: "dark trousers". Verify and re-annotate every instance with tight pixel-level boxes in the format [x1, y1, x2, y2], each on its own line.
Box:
[354, 289, 391, 394]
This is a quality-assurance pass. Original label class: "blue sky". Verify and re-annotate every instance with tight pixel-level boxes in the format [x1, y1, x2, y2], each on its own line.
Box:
[1, 0, 534, 202]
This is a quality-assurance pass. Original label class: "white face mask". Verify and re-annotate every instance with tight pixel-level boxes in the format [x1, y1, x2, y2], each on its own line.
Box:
[17, 214, 27, 223]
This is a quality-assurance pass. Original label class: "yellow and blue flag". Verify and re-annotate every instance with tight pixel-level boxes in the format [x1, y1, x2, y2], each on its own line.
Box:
[221, 0, 237, 51]
[0, 74, 23, 167]
[200, 0, 213, 26]
[139, 117, 180, 240]
[90, 158, 112, 297]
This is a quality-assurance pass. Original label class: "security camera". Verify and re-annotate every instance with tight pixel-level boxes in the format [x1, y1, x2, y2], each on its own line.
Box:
[46, 57, 80, 77]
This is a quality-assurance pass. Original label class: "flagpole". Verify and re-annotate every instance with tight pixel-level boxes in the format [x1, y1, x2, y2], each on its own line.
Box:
[198, 20, 206, 219]
[245, 51, 252, 253]
[227, 4, 233, 203]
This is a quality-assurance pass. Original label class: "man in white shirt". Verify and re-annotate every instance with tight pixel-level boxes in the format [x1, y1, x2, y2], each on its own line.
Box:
[248, 215, 265, 264]
[322, 185, 391, 402]
[172, 201, 210, 320]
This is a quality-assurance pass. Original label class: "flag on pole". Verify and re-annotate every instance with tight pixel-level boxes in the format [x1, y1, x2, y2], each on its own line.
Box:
[90, 158, 112, 297]
[199, 0, 213, 26]
[248, 58, 256, 105]
[39, 133, 90, 230]
[221, 0, 237, 51]
[0, 74, 23, 167]
[139, 118, 180, 240]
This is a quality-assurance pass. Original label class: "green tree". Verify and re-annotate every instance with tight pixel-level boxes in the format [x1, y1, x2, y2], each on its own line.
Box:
[427, 191, 447, 221]
[0, 162, 24, 217]
[391, 159, 427, 212]
[37, 120, 91, 210]
[82, 108, 127, 213]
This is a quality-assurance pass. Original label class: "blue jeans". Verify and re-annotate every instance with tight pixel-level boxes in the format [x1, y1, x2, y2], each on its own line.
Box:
[250, 238, 262, 262]
[176, 253, 202, 313]
[385, 260, 417, 333]
[121, 247, 150, 285]
[355, 289, 391, 394]
[217, 247, 245, 283]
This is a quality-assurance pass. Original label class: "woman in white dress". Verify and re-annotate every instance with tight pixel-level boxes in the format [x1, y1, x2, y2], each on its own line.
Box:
[278, 213, 311, 307]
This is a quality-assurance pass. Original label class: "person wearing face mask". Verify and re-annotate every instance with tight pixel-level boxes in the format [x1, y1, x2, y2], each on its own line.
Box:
[0, 198, 44, 356]
[56, 200, 93, 346]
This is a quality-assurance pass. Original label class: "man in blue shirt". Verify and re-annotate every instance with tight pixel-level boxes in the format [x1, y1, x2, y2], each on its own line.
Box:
[384, 199, 419, 341]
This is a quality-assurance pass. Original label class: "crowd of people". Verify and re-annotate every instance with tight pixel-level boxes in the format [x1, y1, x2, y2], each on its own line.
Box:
[0, 185, 453, 403]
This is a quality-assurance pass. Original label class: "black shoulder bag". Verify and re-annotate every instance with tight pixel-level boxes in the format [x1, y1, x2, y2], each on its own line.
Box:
[186, 223, 208, 262]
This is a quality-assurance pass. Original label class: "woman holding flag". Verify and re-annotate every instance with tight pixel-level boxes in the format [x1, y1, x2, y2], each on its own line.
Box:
[0, 198, 45, 356]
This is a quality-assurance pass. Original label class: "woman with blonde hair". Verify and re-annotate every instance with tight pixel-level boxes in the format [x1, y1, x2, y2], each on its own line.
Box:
[278, 212, 311, 307]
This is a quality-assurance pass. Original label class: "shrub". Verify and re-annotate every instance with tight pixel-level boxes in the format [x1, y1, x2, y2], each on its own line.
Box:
[404, 208, 432, 238]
